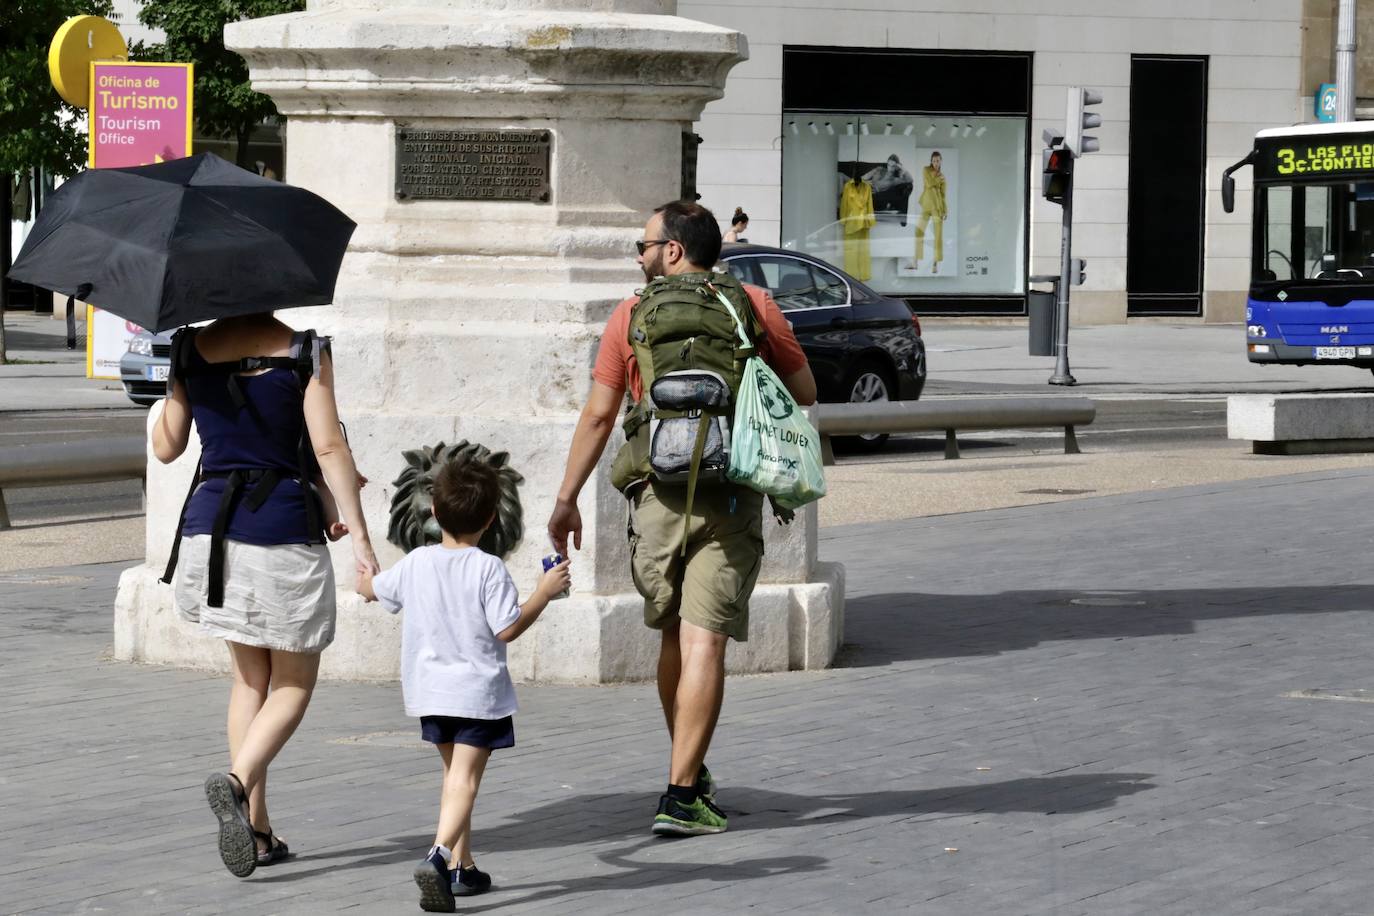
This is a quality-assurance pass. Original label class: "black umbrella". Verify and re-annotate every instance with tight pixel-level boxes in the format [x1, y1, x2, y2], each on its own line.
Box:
[7, 153, 355, 333]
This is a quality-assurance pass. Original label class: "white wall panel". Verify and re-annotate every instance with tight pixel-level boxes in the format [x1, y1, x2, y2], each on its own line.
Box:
[684, 0, 1303, 317]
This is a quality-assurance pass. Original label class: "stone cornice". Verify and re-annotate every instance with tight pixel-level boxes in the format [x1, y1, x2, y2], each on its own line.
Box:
[226, 9, 746, 120]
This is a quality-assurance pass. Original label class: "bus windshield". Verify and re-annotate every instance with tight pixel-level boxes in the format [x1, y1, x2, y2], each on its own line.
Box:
[1257, 180, 1374, 284]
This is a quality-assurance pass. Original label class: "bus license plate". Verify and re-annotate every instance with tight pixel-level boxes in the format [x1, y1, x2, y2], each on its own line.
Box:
[1314, 346, 1357, 359]
[146, 365, 170, 382]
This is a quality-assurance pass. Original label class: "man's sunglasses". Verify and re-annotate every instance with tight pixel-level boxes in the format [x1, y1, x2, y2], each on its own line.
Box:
[635, 239, 671, 256]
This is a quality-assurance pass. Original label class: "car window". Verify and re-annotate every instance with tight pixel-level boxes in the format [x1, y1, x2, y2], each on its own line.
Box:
[722, 257, 761, 287]
[811, 264, 848, 307]
[752, 257, 820, 311]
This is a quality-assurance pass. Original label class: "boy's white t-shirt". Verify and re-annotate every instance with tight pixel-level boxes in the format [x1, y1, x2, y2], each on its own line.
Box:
[371, 544, 523, 719]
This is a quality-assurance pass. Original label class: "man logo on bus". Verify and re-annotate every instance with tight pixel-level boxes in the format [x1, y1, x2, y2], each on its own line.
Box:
[1321, 325, 1349, 334]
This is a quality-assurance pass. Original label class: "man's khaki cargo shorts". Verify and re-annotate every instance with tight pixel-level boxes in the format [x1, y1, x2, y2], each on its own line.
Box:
[628, 481, 764, 642]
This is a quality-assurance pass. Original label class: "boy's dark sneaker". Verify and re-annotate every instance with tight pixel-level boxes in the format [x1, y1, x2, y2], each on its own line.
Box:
[453, 862, 492, 896]
[414, 847, 456, 913]
[651, 792, 728, 837]
[696, 764, 717, 801]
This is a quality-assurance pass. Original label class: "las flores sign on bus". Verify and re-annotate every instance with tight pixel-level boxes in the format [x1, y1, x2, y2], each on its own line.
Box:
[89, 62, 193, 168]
[1256, 134, 1374, 183]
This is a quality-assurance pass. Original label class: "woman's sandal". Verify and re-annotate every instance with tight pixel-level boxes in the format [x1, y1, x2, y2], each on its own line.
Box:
[204, 772, 257, 877]
[253, 828, 291, 865]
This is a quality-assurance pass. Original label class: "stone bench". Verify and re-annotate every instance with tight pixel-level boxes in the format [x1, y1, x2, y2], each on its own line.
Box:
[1228, 393, 1374, 454]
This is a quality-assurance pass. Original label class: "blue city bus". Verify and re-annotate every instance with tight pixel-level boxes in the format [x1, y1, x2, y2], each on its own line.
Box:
[1223, 123, 1374, 372]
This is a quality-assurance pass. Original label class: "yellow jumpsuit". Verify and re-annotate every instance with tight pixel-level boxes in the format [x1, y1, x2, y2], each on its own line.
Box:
[914, 165, 947, 267]
[839, 180, 876, 280]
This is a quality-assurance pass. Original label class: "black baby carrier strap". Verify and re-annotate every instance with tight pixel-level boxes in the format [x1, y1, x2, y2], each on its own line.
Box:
[160, 327, 326, 608]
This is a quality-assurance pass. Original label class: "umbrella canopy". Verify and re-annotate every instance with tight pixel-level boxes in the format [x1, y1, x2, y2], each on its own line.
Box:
[7, 153, 356, 333]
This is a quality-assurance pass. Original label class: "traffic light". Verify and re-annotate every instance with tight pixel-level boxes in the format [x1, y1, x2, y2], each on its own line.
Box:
[1070, 257, 1086, 286]
[1042, 146, 1072, 205]
[1064, 87, 1102, 156]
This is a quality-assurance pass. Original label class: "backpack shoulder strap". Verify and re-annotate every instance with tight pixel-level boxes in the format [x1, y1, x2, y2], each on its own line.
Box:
[719, 274, 767, 345]
[289, 329, 330, 386]
[167, 326, 202, 387]
[626, 293, 656, 406]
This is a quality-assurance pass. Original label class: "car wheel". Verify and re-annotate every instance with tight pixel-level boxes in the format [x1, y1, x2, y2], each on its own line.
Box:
[837, 364, 893, 451]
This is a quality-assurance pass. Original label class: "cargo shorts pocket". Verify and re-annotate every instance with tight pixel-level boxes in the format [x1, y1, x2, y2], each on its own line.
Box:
[627, 490, 679, 625]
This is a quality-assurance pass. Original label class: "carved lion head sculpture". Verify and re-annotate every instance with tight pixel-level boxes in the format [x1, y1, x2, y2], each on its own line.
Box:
[387, 440, 525, 558]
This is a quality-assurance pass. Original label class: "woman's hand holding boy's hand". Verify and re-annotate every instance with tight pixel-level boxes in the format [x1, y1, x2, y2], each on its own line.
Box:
[353, 538, 380, 579]
[537, 559, 571, 601]
[356, 564, 378, 602]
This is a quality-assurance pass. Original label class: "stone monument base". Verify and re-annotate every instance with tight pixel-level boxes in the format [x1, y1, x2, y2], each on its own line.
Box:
[113, 562, 845, 684]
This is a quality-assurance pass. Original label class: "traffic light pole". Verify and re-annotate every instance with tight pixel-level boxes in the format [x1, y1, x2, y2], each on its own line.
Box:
[1050, 157, 1076, 386]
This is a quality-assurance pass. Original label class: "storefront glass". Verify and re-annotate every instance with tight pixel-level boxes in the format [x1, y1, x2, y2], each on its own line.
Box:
[781, 113, 1027, 297]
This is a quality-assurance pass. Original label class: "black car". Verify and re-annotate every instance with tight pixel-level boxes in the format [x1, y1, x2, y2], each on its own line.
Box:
[719, 243, 926, 444]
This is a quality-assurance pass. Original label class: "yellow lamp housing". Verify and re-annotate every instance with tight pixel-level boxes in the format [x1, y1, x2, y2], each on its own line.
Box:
[50, 16, 128, 108]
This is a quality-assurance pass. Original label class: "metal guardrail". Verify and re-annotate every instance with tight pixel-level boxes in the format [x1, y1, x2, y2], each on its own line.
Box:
[0, 436, 146, 530]
[815, 397, 1097, 464]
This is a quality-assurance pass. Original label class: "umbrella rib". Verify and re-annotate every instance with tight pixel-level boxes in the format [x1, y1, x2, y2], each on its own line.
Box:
[182, 191, 334, 283]
[53, 197, 179, 256]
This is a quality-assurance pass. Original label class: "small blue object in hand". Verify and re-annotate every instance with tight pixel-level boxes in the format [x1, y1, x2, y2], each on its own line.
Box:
[541, 553, 570, 599]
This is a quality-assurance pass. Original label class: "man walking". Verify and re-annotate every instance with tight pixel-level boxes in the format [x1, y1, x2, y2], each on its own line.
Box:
[547, 200, 816, 836]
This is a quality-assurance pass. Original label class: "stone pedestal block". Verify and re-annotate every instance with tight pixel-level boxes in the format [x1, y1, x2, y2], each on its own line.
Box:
[113, 0, 846, 682]
[1228, 393, 1374, 455]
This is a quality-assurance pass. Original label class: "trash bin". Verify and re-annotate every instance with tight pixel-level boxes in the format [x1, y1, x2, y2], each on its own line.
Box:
[1028, 289, 1056, 356]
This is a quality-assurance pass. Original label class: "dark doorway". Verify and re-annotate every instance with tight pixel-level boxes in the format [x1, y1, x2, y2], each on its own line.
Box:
[1127, 55, 1208, 316]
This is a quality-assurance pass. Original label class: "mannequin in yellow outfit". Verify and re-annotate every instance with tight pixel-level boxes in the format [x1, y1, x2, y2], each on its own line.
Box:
[906, 151, 947, 274]
[839, 175, 876, 280]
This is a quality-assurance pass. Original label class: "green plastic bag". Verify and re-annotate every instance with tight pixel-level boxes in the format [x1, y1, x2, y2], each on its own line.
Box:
[712, 289, 826, 509]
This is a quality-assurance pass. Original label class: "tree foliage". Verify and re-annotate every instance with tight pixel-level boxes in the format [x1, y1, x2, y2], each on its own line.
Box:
[134, 0, 304, 166]
[0, 0, 116, 178]
[0, 2, 114, 363]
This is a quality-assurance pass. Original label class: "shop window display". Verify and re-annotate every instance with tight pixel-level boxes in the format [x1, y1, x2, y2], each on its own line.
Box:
[781, 114, 1027, 298]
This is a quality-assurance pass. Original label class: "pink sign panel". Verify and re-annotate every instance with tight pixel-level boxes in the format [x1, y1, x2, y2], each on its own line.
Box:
[89, 62, 193, 168]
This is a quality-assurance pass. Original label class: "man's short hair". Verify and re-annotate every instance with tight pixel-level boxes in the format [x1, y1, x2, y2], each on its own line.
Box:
[432, 459, 500, 537]
[654, 200, 722, 269]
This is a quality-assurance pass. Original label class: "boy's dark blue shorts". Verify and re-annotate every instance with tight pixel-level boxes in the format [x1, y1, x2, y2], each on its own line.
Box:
[419, 715, 515, 749]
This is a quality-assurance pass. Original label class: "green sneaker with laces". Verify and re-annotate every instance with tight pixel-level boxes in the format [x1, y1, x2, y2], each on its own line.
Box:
[695, 765, 717, 801]
[651, 792, 728, 836]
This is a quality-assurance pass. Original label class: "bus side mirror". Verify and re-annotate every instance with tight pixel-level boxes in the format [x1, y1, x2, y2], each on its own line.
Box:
[1222, 174, 1235, 213]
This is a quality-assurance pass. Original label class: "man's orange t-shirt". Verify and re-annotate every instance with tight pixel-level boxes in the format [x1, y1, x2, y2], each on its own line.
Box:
[592, 283, 808, 402]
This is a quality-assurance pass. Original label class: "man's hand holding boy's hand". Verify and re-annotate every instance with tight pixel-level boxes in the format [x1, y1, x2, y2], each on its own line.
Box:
[537, 559, 572, 601]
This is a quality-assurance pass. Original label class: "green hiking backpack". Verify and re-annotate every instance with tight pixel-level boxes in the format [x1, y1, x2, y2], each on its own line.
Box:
[609, 270, 765, 540]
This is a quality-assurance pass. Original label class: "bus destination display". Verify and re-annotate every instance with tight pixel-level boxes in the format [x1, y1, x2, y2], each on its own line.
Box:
[1257, 134, 1374, 181]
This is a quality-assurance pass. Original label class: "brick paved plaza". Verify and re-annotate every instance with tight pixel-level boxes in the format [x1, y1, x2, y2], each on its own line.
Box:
[6, 467, 1374, 914]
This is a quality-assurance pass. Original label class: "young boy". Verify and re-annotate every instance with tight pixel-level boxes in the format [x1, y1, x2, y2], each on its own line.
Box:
[358, 459, 571, 913]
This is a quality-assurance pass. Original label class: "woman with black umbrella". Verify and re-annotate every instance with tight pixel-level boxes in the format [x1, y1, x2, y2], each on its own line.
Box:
[153, 310, 379, 877]
[9, 154, 376, 877]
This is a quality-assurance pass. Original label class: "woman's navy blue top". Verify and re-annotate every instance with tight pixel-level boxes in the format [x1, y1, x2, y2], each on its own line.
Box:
[178, 339, 319, 545]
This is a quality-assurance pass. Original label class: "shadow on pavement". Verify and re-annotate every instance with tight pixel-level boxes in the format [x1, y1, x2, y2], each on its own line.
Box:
[249, 834, 436, 884]
[471, 773, 1152, 854]
[2, 322, 78, 355]
[460, 844, 827, 912]
[840, 587, 1374, 666]
[402, 772, 1148, 911]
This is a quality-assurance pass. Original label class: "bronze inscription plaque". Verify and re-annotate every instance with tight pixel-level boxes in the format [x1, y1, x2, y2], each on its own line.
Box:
[395, 128, 551, 203]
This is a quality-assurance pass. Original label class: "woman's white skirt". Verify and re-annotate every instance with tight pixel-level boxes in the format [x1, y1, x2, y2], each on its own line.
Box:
[174, 535, 337, 653]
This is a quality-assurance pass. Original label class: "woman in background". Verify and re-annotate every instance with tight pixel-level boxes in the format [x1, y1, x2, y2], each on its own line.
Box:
[723, 207, 749, 243]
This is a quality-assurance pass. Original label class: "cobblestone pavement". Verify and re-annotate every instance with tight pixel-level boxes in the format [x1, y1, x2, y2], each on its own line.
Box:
[6, 468, 1374, 914]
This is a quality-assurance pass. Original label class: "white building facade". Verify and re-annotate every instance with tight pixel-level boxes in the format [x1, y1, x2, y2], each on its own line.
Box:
[681, 0, 1311, 323]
